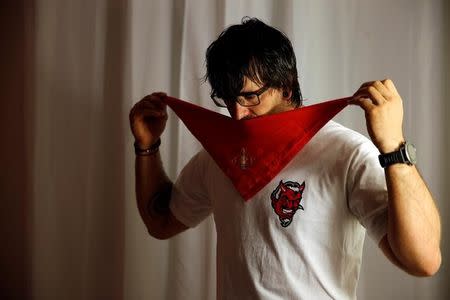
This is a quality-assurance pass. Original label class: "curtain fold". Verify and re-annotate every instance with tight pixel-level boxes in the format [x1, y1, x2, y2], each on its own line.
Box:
[4, 0, 446, 299]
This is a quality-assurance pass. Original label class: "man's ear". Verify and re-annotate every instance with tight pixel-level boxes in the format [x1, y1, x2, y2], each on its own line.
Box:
[282, 89, 292, 100]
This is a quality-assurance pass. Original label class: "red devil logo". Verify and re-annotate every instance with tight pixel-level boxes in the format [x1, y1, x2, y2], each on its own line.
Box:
[271, 180, 305, 227]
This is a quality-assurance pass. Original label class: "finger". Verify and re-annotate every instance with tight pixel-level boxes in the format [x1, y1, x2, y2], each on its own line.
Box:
[139, 98, 167, 110]
[140, 91, 167, 98]
[356, 81, 376, 91]
[141, 92, 167, 102]
[367, 85, 387, 105]
[130, 100, 166, 117]
[152, 91, 167, 97]
[132, 106, 167, 119]
[141, 94, 165, 102]
[141, 108, 167, 118]
[353, 86, 385, 105]
[353, 81, 375, 98]
[348, 97, 374, 112]
[130, 111, 165, 126]
[139, 97, 168, 111]
[355, 80, 389, 96]
[142, 95, 167, 110]
[372, 80, 392, 99]
[382, 79, 399, 96]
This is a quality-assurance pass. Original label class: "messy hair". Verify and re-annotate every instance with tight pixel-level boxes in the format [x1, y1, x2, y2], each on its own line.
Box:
[205, 17, 302, 107]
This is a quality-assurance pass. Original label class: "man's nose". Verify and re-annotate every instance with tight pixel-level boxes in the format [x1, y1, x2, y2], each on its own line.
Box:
[231, 103, 251, 120]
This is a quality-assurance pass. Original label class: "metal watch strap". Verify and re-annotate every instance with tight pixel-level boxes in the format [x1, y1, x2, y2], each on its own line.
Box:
[134, 138, 161, 156]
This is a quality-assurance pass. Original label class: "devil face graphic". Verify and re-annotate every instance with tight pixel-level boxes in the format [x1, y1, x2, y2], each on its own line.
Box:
[271, 180, 305, 227]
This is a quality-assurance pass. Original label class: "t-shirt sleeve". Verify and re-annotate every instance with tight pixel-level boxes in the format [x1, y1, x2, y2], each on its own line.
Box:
[347, 138, 388, 244]
[169, 150, 213, 228]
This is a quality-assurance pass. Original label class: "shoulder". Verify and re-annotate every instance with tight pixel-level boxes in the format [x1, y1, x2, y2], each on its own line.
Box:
[184, 148, 212, 167]
[298, 121, 380, 173]
[312, 121, 378, 154]
[318, 121, 370, 144]
[178, 148, 217, 180]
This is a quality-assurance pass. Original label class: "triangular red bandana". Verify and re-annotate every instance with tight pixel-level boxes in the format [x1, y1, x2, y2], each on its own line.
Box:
[163, 96, 349, 201]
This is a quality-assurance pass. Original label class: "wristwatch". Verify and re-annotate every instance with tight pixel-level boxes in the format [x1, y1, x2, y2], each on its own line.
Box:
[378, 141, 417, 168]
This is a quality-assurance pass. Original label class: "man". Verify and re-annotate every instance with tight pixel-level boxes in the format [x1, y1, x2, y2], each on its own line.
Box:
[129, 18, 441, 299]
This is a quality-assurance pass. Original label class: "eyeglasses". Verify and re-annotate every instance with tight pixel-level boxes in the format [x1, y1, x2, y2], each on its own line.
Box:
[211, 86, 269, 108]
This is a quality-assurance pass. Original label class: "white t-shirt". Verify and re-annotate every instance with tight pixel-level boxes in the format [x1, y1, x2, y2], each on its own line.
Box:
[170, 121, 388, 300]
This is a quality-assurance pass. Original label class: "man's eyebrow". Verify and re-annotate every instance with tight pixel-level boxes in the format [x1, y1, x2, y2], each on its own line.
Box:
[239, 88, 261, 95]
[239, 91, 257, 95]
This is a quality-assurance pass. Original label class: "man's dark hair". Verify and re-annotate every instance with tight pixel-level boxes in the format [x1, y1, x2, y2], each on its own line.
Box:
[205, 17, 303, 107]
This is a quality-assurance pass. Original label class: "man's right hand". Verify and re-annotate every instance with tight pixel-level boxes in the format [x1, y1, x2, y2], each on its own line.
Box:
[129, 92, 168, 148]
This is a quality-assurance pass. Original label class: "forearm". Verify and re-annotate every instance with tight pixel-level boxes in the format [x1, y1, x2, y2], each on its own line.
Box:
[135, 152, 173, 236]
[385, 164, 441, 275]
[130, 93, 187, 239]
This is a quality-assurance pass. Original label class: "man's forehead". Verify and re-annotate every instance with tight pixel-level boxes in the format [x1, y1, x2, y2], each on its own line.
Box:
[240, 77, 263, 93]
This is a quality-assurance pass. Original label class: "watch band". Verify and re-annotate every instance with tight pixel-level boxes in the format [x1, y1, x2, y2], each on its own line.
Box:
[378, 141, 417, 168]
[378, 150, 405, 168]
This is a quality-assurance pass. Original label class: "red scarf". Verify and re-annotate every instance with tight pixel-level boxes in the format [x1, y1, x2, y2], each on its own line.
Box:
[163, 96, 349, 201]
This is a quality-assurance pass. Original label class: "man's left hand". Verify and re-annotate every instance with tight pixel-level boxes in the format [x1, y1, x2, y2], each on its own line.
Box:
[350, 79, 405, 153]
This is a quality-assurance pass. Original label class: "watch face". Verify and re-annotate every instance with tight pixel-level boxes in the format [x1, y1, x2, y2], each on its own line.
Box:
[405, 143, 417, 164]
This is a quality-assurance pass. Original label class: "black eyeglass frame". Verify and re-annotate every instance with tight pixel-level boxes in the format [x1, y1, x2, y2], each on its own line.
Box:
[211, 86, 270, 108]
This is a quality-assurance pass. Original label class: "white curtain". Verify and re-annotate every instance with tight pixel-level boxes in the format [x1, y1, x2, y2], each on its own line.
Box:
[4, 0, 448, 299]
